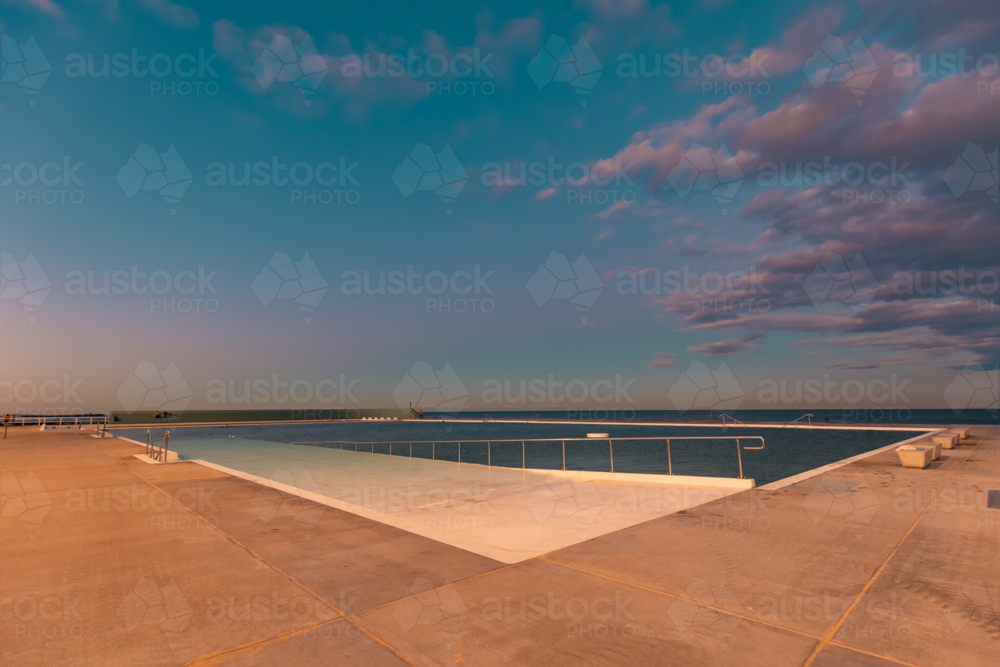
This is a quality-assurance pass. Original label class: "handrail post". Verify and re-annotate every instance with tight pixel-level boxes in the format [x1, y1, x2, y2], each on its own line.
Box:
[736, 438, 744, 479]
[609, 439, 614, 473]
[667, 438, 672, 475]
[409, 442, 412, 457]
[164, 431, 169, 462]
[562, 441, 566, 471]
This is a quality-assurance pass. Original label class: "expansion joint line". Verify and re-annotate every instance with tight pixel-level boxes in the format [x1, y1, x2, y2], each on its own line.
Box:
[801, 436, 985, 667]
[92, 438, 420, 667]
[541, 553, 927, 667]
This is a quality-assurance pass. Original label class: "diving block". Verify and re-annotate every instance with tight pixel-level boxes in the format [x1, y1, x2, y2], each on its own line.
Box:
[951, 428, 970, 441]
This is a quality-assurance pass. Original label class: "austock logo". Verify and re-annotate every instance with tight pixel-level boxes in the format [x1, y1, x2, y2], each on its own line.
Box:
[251, 252, 329, 324]
[1, 252, 51, 323]
[944, 362, 999, 419]
[392, 143, 469, 214]
[250, 469, 325, 529]
[1, 470, 52, 540]
[803, 35, 879, 105]
[802, 252, 879, 312]
[668, 144, 744, 214]
[667, 361, 745, 414]
[801, 472, 879, 525]
[1, 35, 52, 105]
[252, 34, 327, 105]
[392, 578, 469, 636]
[527, 252, 604, 324]
[942, 579, 999, 635]
[392, 361, 468, 413]
[667, 578, 742, 646]
[528, 35, 603, 105]
[944, 144, 998, 204]
[527, 475, 604, 529]
[116, 143, 193, 214]
[116, 577, 192, 644]
[115, 361, 193, 414]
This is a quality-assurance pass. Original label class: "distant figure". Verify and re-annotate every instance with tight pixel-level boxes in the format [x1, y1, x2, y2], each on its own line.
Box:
[419, 409, 423, 419]
[825, 418, 829, 423]
[154, 411, 161, 419]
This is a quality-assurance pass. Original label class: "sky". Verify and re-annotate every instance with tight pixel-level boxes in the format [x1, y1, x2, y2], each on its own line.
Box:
[0, 0, 998, 417]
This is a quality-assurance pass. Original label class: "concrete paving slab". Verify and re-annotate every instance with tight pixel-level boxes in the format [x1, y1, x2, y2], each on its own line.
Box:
[4, 424, 996, 666]
[810, 645, 901, 666]
[124, 437, 750, 564]
[542, 443, 987, 639]
[203, 620, 412, 666]
[2, 433, 343, 667]
[353, 558, 818, 667]
[87, 447, 507, 615]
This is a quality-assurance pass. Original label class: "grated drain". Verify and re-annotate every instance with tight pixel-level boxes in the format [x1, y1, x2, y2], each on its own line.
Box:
[988, 490, 1000, 509]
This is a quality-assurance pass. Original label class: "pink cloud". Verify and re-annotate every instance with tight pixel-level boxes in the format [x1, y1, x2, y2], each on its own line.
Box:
[687, 334, 762, 355]
[133, 0, 198, 29]
[8, 0, 64, 17]
[648, 352, 678, 368]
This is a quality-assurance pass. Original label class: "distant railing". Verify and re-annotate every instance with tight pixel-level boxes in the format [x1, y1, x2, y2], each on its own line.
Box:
[781, 414, 813, 428]
[290, 435, 765, 479]
[3, 415, 108, 427]
[721, 414, 747, 426]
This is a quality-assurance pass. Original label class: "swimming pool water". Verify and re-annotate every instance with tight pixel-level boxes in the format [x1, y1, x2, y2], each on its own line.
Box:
[117, 420, 930, 486]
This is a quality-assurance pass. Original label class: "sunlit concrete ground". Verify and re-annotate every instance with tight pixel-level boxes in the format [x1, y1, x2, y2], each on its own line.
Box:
[1, 425, 997, 666]
[129, 438, 751, 563]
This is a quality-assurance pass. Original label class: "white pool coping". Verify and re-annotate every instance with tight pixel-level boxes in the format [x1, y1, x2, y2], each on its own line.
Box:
[759, 428, 946, 490]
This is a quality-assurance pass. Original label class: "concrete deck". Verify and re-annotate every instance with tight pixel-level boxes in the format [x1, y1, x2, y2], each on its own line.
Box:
[128, 437, 751, 564]
[1, 425, 997, 666]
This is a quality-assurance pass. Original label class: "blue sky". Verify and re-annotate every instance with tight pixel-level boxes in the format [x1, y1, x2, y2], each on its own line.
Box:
[1, 0, 998, 416]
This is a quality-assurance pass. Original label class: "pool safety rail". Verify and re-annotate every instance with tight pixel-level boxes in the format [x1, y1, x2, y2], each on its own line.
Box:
[145, 428, 171, 462]
[290, 435, 766, 479]
[781, 413, 813, 428]
[4, 414, 109, 439]
[4, 415, 108, 426]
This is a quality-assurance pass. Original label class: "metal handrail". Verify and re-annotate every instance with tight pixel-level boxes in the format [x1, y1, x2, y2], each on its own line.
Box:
[781, 413, 813, 428]
[720, 414, 747, 426]
[3, 415, 108, 427]
[157, 431, 170, 461]
[290, 435, 766, 479]
[147, 430, 170, 461]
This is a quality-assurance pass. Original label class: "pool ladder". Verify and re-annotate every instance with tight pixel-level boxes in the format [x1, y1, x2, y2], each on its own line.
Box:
[146, 428, 170, 462]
